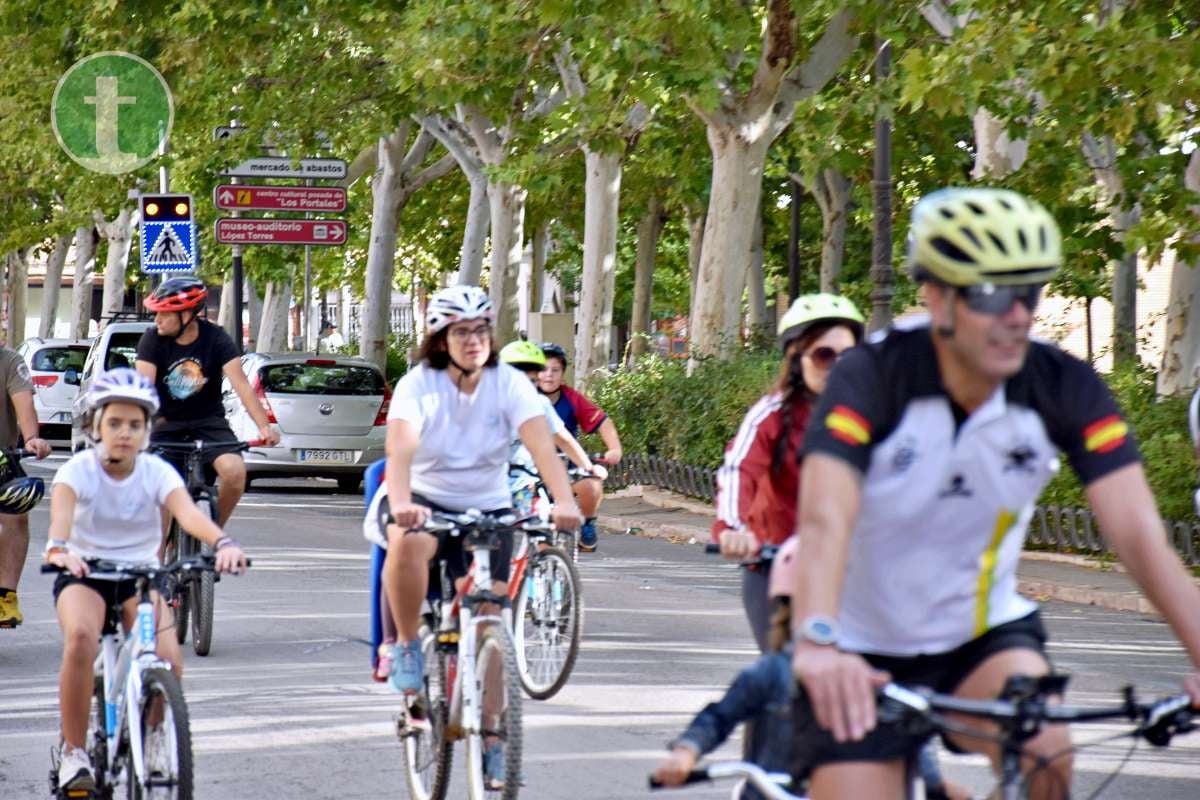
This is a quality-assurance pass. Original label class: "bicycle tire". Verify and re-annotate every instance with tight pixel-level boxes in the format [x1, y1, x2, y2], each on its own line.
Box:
[400, 629, 453, 800]
[189, 498, 218, 657]
[164, 524, 190, 646]
[125, 667, 193, 800]
[89, 674, 115, 799]
[464, 624, 523, 800]
[514, 547, 583, 700]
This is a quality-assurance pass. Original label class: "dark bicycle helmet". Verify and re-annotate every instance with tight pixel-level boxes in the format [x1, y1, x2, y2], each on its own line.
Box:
[0, 452, 43, 514]
[144, 276, 208, 312]
[541, 342, 568, 366]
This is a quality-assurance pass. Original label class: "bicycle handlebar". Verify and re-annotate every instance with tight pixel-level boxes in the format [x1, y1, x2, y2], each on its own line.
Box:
[704, 541, 779, 567]
[150, 440, 252, 455]
[417, 509, 556, 537]
[877, 681, 1196, 748]
[648, 762, 796, 799]
[41, 553, 252, 578]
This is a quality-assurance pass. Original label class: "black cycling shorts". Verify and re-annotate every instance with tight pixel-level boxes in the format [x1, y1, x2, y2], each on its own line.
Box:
[381, 492, 514, 586]
[791, 610, 1050, 774]
[151, 417, 239, 485]
[53, 573, 170, 635]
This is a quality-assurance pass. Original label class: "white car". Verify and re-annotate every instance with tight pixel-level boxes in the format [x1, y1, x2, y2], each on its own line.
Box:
[223, 353, 389, 493]
[68, 320, 155, 452]
[17, 337, 91, 443]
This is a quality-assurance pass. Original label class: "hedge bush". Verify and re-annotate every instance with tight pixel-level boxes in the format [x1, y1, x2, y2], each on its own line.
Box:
[590, 353, 1198, 522]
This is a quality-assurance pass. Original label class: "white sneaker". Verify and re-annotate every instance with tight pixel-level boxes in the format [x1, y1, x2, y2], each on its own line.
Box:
[58, 744, 95, 791]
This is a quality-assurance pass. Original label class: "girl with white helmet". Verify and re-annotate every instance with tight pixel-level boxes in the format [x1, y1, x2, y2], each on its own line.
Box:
[711, 293, 865, 652]
[43, 368, 248, 793]
[377, 285, 580, 780]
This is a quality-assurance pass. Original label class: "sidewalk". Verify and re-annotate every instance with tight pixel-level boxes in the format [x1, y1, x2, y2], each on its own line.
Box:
[597, 487, 1187, 617]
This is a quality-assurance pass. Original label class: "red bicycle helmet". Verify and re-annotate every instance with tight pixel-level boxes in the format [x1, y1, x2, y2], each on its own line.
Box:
[144, 276, 208, 312]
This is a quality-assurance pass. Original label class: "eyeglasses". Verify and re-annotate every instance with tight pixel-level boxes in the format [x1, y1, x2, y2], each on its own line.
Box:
[959, 283, 1043, 316]
[448, 324, 492, 342]
[804, 346, 846, 370]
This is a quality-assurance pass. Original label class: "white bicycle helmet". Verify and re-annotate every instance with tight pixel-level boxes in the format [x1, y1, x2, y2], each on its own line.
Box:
[0, 451, 42, 514]
[425, 285, 494, 336]
[85, 368, 160, 417]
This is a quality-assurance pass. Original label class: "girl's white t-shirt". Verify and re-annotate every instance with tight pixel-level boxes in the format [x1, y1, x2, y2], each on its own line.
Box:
[53, 450, 185, 566]
[388, 363, 546, 510]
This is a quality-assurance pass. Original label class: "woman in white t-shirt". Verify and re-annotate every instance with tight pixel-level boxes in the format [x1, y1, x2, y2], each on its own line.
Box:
[44, 369, 247, 793]
[381, 286, 581, 708]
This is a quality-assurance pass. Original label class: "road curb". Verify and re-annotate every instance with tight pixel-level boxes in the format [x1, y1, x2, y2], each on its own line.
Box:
[598, 506, 1166, 618]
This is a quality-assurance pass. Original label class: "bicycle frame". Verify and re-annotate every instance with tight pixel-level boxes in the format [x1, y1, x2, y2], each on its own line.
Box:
[91, 572, 171, 789]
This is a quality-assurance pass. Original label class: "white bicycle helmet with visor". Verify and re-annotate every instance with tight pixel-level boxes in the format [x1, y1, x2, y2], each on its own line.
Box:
[777, 293, 865, 352]
[0, 451, 43, 515]
[425, 285, 495, 336]
[82, 368, 160, 446]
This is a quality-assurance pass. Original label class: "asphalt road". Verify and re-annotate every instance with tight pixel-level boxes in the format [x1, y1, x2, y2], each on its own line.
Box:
[0, 467, 1197, 799]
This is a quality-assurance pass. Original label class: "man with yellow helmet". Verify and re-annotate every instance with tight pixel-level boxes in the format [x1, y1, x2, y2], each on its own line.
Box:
[787, 188, 1200, 800]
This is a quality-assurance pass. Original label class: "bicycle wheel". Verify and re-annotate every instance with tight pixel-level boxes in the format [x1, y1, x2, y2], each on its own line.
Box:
[89, 674, 115, 799]
[464, 624, 523, 800]
[163, 524, 190, 646]
[124, 667, 193, 800]
[189, 499, 217, 657]
[514, 547, 582, 700]
[400, 629, 453, 800]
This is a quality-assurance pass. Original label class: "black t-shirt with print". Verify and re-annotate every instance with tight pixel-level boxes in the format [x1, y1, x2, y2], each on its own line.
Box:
[136, 320, 240, 423]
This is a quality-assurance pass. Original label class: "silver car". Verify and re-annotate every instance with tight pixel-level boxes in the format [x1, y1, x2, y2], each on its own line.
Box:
[223, 353, 389, 492]
[17, 337, 92, 442]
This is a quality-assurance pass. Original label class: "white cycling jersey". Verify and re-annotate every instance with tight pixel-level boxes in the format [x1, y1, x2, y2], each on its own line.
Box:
[803, 318, 1140, 656]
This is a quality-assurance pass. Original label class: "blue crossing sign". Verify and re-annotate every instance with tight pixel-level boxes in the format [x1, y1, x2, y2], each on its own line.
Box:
[139, 194, 198, 273]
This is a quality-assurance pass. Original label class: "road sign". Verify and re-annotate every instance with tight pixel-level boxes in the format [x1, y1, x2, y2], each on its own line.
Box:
[214, 218, 347, 246]
[139, 194, 197, 272]
[213, 125, 247, 141]
[213, 184, 347, 213]
[220, 156, 347, 180]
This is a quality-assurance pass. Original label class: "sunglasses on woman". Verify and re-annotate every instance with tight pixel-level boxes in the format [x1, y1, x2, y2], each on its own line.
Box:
[959, 283, 1043, 315]
[804, 346, 846, 370]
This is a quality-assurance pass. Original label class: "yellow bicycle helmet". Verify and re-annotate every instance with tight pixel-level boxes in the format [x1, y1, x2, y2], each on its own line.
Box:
[907, 188, 1062, 286]
[777, 293, 865, 351]
[500, 340, 548, 371]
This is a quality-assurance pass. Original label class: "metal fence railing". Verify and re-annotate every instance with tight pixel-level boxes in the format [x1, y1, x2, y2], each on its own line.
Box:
[606, 454, 1200, 566]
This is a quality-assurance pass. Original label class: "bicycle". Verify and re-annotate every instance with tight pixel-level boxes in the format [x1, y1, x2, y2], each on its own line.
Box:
[506, 517, 582, 700]
[509, 454, 604, 563]
[647, 675, 1197, 800]
[43, 554, 240, 800]
[150, 440, 249, 656]
[399, 510, 548, 800]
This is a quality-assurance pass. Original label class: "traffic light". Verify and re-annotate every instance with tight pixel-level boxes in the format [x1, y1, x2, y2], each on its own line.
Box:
[141, 194, 192, 222]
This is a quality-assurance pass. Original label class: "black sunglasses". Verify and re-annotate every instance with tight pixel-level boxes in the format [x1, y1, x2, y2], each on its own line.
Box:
[959, 283, 1043, 315]
[804, 346, 845, 369]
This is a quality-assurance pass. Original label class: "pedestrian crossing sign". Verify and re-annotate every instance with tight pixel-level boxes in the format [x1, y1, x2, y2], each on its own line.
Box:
[139, 193, 198, 273]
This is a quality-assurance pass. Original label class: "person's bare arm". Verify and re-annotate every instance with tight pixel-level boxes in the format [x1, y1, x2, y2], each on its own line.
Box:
[44, 484, 85, 575]
[384, 418, 428, 528]
[10, 389, 49, 458]
[1088, 463, 1200, 702]
[553, 429, 594, 472]
[222, 359, 279, 445]
[135, 360, 157, 382]
[596, 418, 622, 464]
[521, 416, 582, 530]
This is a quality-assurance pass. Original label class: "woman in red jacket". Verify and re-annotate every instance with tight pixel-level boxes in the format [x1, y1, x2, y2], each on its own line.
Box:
[712, 293, 865, 652]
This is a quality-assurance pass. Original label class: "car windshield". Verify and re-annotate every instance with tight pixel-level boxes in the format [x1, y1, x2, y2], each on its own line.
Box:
[104, 333, 143, 371]
[32, 346, 88, 373]
[259, 363, 383, 396]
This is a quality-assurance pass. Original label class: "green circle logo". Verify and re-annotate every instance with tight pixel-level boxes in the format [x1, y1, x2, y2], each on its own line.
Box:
[51, 52, 173, 175]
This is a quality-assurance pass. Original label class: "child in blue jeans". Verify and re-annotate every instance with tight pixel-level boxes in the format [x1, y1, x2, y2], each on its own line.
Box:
[653, 538, 971, 800]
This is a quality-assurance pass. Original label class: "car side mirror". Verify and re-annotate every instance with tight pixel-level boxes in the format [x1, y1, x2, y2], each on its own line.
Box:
[63, 368, 80, 386]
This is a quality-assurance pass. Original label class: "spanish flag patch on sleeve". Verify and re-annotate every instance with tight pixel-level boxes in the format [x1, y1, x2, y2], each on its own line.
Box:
[826, 404, 871, 446]
[1083, 414, 1128, 453]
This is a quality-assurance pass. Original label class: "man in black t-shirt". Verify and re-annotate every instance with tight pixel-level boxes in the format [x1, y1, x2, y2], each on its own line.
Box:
[136, 276, 279, 524]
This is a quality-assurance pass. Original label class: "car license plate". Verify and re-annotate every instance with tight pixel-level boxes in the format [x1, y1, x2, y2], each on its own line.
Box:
[297, 449, 353, 463]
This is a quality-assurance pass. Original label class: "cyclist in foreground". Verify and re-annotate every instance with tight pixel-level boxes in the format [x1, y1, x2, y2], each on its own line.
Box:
[538, 342, 622, 551]
[44, 369, 247, 792]
[787, 188, 1200, 800]
[712, 293, 863, 652]
[136, 276, 279, 526]
[380, 286, 581, 777]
